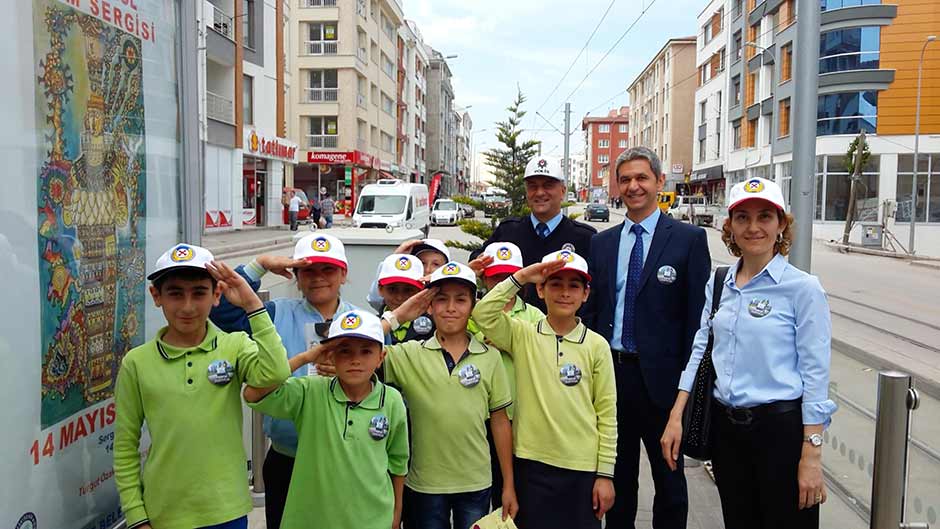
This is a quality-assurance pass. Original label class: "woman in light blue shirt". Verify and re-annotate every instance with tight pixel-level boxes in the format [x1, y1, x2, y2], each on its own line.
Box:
[661, 177, 836, 529]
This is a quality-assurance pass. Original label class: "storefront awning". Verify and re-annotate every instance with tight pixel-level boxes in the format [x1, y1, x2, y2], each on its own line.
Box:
[691, 165, 723, 182]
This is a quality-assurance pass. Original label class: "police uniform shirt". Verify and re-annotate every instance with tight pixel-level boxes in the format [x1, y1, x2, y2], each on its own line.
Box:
[114, 311, 291, 529]
[248, 376, 409, 529]
[473, 215, 597, 312]
[471, 278, 618, 477]
[384, 333, 512, 494]
[678, 254, 838, 425]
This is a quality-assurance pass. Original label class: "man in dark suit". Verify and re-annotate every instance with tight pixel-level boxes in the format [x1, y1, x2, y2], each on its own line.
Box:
[583, 146, 711, 529]
[472, 155, 596, 313]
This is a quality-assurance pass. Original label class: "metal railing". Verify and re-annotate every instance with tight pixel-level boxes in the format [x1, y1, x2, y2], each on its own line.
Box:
[304, 40, 338, 55]
[302, 0, 336, 6]
[206, 91, 234, 123]
[303, 87, 339, 103]
[307, 134, 339, 148]
[870, 371, 929, 529]
[209, 2, 234, 41]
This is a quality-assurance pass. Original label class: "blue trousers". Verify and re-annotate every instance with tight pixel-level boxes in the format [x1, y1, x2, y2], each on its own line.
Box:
[404, 486, 490, 529]
[198, 515, 248, 529]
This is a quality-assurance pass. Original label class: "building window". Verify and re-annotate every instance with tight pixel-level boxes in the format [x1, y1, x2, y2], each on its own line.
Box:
[243, 75, 253, 125]
[817, 91, 878, 136]
[619, 139, 627, 148]
[819, 27, 881, 74]
[896, 154, 940, 223]
[371, 83, 378, 106]
[699, 101, 707, 125]
[732, 31, 743, 61]
[732, 75, 742, 106]
[821, 0, 881, 10]
[242, 0, 255, 49]
[733, 120, 742, 149]
[382, 132, 394, 152]
[305, 22, 338, 55]
[816, 154, 880, 221]
[382, 53, 395, 78]
[599, 139, 610, 148]
[619, 123, 628, 133]
[778, 98, 791, 137]
[745, 118, 757, 148]
[304, 70, 338, 103]
[599, 154, 609, 164]
[746, 72, 758, 107]
[781, 43, 793, 82]
[598, 124, 610, 133]
[307, 116, 338, 148]
[382, 92, 394, 116]
[699, 137, 707, 163]
[732, 0, 744, 18]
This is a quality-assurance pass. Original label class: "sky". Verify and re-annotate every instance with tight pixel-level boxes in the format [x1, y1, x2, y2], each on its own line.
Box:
[406, 0, 707, 183]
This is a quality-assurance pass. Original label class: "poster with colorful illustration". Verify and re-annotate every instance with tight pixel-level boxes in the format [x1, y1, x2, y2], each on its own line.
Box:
[34, 0, 147, 429]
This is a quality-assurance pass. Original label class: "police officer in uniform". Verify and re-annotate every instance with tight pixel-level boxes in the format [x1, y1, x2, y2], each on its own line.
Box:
[472, 156, 596, 313]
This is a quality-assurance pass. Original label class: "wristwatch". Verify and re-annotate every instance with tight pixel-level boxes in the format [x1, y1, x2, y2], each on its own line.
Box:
[381, 311, 400, 330]
[804, 433, 824, 447]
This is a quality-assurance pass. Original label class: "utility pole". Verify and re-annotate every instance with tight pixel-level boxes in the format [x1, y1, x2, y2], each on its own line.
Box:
[789, 0, 821, 272]
[563, 102, 572, 214]
[842, 129, 866, 245]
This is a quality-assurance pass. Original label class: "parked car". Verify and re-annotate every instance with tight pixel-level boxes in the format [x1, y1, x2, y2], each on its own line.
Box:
[281, 187, 311, 225]
[567, 191, 577, 203]
[353, 179, 430, 236]
[431, 199, 461, 226]
[483, 193, 510, 218]
[583, 203, 610, 222]
[667, 195, 721, 226]
[459, 203, 475, 219]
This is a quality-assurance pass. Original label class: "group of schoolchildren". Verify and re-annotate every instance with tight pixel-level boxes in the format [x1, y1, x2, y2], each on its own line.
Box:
[114, 232, 617, 529]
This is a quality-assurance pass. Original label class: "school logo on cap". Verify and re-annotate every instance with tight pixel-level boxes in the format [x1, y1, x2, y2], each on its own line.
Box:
[744, 179, 765, 193]
[538, 159, 548, 168]
[556, 250, 575, 263]
[497, 247, 512, 260]
[171, 245, 195, 262]
[312, 237, 331, 252]
[442, 263, 461, 275]
[341, 313, 362, 330]
[395, 257, 412, 271]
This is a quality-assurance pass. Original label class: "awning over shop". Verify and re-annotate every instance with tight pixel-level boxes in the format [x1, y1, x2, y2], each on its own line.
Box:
[691, 165, 724, 182]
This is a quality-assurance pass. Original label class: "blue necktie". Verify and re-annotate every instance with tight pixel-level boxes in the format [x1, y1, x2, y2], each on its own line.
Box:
[536, 222, 549, 239]
[621, 223, 645, 352]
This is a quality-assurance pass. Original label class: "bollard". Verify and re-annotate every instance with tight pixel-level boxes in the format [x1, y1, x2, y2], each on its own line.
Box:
[870, 371, 926, 529]
[251, 290, 271, 494]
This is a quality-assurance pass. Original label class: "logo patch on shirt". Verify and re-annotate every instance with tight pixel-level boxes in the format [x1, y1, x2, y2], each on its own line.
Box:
[657, 265, 677, 284]
[458, 364, 481, 387]
[341, 313, 363, 330]
[412, 315, 433, 335]
[748, 298, 772, 318]
[369, 414, 390, 440]
[312, 237, 331, 252]
[171, 245, 195, 262]
[561, 243, 576, 252]
[395, 257, 412, 271]
[559, 363, 582, 386]
[497, 247, 512, 260]
[207, 359, 235, 385]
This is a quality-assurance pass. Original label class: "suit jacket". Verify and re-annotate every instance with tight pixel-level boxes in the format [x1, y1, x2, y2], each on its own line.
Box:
[583, 214, 712, 409]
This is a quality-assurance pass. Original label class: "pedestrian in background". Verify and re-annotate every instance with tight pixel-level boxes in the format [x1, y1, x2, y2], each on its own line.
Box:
[661, 177, 836, 529]
[583, 146, 711, 529]
[311, 192, 322, 227]
[321, 194, 335, 229]
[288, 191, 301, 231]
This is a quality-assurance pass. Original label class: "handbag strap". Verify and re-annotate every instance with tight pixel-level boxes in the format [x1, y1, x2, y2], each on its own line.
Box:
[702, 266, 730, 379]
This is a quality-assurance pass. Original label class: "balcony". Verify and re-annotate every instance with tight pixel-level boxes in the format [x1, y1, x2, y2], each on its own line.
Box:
[206, 91, 234, 124]
[307, 135, 339, 148]
[303, 87, 339, 103]
[304, 40, 338, 55]
[208, 2, 234, 41]
[301, 0, 337, 6]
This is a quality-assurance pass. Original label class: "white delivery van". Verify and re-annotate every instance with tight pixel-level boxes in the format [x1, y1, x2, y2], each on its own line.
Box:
[353, 179, 431, 236]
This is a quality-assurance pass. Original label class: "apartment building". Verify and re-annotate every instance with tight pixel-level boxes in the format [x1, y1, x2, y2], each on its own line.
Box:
[288, 0, 405, 208]
[582, 107, 630, 203]
[455, 108, 473, 195]
[202, 0, 298, 230]
[399, 20, 429, 183]
[713, 0, 940, 249]
[427, 47, 457, 197]
[691, 0, 729, 203]
[627, 37, 697, 190]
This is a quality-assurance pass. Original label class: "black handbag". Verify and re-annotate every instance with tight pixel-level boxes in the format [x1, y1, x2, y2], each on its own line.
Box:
[681, 266, 730, 461]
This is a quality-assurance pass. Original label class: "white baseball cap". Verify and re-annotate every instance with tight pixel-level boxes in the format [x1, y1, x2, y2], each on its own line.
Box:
[411, 239, 451, 261]
[293, 233, 348, 269]
[148, 243, 215, 281]
[524, 156, 564, 181]
[541, 249, 592, 282]
[378, 254, 425, 290]
[428, 261, 478, 293]
[728, 177, 786, 212]
[483, 242, 524, 277]
[323, 310, 384, 345]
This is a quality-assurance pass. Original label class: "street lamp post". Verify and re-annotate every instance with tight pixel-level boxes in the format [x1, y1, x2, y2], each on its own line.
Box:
[909, 35, 936, 255]
[744, 41, 775, 180]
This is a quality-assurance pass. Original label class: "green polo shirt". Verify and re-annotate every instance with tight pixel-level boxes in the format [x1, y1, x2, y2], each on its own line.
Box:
[471, 279, 618, 477]
[470, 296, 543, 421]
[114, 310, 291, 529]
[248, 375, 408, 529]
[384, 333, 511, 494]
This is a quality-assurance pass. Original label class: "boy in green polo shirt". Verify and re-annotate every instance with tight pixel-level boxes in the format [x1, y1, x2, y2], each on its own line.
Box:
[472, 250, 617, 529]
[114, 245, 292, 529]
[243, 310, 409, 529]
[377, 261, 518, 529]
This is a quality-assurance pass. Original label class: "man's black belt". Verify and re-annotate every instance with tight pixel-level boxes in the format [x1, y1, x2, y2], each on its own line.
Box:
[715, 398, 802, 426]
[611, 349, 639, 363]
